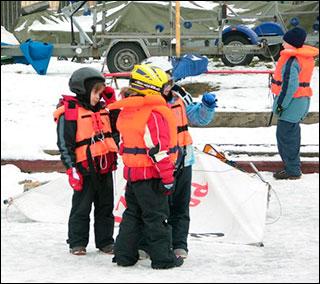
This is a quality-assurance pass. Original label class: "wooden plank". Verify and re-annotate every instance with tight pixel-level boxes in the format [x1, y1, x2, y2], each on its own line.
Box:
[1, 160, 318, 174]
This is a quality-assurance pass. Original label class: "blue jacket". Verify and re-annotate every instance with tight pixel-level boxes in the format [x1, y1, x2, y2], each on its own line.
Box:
[272, 59, 310, 123]
[168, 97, 216, 167]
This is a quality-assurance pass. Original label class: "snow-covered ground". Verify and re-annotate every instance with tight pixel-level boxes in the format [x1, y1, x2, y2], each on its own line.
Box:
[1, 165, 319, 283]
[1, 25, 319, 283]
[1, 56, 319, 160]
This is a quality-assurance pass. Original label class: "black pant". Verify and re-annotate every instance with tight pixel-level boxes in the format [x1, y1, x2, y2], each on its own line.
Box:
[67, 172, 114, 249]
[114, 179, 177, 268]
[139, 166, 192, 253]
[168, 165, 192, 251]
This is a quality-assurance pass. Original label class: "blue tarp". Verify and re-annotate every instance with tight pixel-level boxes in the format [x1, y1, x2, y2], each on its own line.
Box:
[20, 39, 53, 75]
[172, 54, 208, 81]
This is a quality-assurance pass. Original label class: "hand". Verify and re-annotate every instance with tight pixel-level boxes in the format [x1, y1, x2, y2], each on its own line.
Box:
[171, 85, 193, 106]
[276, 104, 283, 115]
[159, 181, 175, 196]
[202, 92, 217, 109]
[66, 167, 83, 191]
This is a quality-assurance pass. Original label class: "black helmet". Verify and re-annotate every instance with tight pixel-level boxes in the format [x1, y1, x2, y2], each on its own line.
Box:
[69, 67, 105, 96]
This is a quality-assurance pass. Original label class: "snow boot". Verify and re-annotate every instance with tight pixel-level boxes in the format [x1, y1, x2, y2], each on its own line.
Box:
[174, 248, 188, 259]
[273, 170, 301, 180]
[70, 246, 86, 256]
[99, 244, 114, 254]
[138, 249, 150, 260]
[151, 256, 184, 269]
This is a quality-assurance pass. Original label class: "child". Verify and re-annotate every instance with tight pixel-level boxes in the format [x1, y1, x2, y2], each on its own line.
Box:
[109, 64, 184, 269]
[139, 67, 217, 259]
[271, 27, 319, 179]
[54, 67, 118, 255]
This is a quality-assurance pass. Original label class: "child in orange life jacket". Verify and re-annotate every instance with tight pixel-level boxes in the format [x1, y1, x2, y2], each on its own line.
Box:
[271, 27, 319, 180]
[138, 67, 217, 260]
[54, 67, 118, 256]
[108, 64, 184, 269]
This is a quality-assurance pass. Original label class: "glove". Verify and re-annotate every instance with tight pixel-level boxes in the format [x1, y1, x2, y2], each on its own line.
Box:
[159, 181, 175, 196]
[202, 92, 217, 109]
[66, 167, 83, 191]
[171, 85, 193, 106]
[276, 104, 283, 116]
[101, 86, 116, 104]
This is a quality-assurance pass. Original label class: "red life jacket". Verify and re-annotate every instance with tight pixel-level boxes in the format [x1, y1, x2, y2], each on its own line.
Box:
[168, 97, 193, 147]
[53, 96, 118, 163]
[108, 95, 178, 167]
[271, 45, 319, 98]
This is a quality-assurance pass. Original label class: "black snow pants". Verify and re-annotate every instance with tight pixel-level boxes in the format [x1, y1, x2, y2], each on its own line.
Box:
[139, 165, 192, 253]
[168, 165, 192, 251]
[67, 172, 114, 249]
[114, 179, 178, 268]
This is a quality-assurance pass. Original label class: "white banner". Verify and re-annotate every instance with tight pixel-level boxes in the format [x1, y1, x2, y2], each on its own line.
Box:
[114, 150, 269, 245]
[7, 150, 268, 245]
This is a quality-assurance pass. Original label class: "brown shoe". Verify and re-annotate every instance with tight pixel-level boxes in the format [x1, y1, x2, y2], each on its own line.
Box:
[273, 170, 301, 180]
[98, 244, 114, 254]
[70, 246, 86, 256]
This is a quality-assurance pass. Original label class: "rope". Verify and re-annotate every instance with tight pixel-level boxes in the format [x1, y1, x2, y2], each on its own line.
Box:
[265, 186, 282, 225]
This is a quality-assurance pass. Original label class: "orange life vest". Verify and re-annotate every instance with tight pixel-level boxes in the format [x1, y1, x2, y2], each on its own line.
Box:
[169, 96, 193, 147]
[108, 95, 178, 167]
[54, 105, 118, 163]
[271, 45, 319, 98]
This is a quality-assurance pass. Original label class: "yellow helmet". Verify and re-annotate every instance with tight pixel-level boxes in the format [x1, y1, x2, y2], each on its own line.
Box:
[129, 64, 169, 96]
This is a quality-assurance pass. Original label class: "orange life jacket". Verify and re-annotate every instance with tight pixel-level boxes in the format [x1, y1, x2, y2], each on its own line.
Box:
[54, 104, 118, 163]
[108, 95, 178, 167]
[169, 96, 193, 147]
[271, 45, 319, 98]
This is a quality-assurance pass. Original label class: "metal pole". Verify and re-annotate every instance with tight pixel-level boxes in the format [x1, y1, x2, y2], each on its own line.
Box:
[169, 1, 173, 58]
[175, 1, 181, 58]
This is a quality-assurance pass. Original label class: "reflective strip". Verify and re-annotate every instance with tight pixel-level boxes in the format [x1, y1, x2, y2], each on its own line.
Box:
[153, 150, 168, 162]
[144, 124, 155, 149]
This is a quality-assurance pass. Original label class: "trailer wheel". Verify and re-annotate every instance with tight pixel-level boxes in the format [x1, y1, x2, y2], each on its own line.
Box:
[107, 43, 146, 73]
[221, 35, 254, 66]
[258, 43, 282, 61]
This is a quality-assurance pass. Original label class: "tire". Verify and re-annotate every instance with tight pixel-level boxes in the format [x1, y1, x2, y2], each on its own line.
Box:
[221, 35, 254, 67]
[106, 42, 146, 73]
[258, 43, 282, 62]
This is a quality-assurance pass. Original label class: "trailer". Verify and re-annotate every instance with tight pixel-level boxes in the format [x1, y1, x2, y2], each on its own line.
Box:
[1, 1, 318, 73]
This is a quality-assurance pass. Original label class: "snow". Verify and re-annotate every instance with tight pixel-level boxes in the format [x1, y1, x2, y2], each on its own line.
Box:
[1, 24, 319, 282]
[1, 56, 318, 161]
[1, 165, 319, 282]
[1, 26, 20, 44]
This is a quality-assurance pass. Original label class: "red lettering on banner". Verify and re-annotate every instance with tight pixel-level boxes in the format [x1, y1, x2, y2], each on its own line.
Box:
[189, 198, 200, 207]
[189, 182, 208, 207]
[114, 195, 127, 224]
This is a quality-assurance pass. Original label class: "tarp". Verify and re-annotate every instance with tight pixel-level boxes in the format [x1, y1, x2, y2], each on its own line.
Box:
[114, 150, 269, 245]
[5, 150, 269, 245]
[19, 39, 53, 75]
[172, 54, 209, 81]
[12, 1, 318, 45]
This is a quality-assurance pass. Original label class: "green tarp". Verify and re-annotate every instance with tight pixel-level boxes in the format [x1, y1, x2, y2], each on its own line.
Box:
[12, 1, 318, 45]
